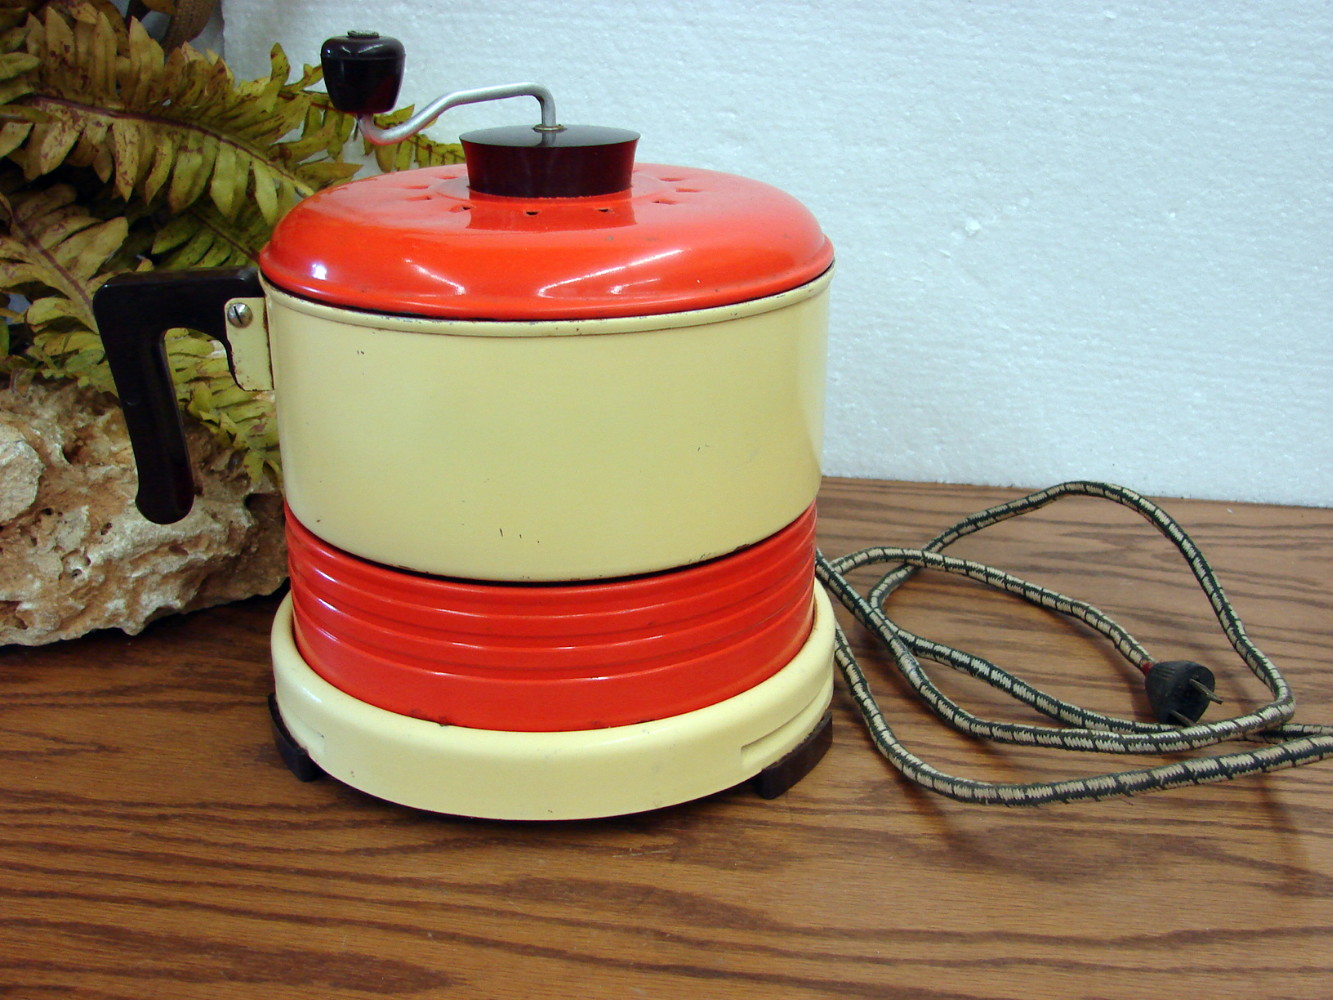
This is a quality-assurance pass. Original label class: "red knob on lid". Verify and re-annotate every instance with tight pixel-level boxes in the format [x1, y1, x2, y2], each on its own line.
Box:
[462, 124, 639, 197]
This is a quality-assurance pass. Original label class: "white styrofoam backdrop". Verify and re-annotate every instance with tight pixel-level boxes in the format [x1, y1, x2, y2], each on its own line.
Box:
[218, 1, 1331, 506]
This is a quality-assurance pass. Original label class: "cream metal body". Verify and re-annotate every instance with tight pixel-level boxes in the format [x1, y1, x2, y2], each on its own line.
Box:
[271, 588, 835, 820]
[255, 269, 831, 581]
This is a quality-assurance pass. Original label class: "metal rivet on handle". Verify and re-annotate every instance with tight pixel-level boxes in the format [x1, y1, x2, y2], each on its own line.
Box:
[226, 302, 253, 328]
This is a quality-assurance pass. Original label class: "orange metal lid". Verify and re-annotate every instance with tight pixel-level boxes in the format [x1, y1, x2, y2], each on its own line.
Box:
[259, 163, 833, 319]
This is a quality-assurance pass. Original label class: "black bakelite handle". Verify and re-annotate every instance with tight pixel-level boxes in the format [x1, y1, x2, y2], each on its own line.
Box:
[92, 266, 262, 524]
[321, 32, 405, 114]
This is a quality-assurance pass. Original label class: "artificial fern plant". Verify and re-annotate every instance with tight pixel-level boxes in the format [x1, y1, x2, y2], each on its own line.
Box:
[0, 0, 461, 484]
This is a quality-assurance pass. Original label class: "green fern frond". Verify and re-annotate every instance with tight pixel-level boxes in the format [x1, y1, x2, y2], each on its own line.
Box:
[5, 8, 354, 224]
[148, 197, 270, 268]
[0, 178, 130, 396]
[0, 180, 126, 345]
[0, 2, 41, 33]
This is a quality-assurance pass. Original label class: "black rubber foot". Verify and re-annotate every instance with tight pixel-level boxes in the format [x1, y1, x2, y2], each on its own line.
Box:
[750, 710, 833, 800]
[268, 693, 324, 783]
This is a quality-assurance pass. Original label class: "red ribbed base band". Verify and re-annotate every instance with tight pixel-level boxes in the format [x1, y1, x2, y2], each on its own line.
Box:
[285, 506, 817, 732]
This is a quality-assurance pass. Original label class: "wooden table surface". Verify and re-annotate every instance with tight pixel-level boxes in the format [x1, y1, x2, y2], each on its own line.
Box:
[3, 479, 1331, 1000]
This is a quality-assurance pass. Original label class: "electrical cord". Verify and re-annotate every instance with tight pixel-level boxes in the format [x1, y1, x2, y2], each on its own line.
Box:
[816, 480, 1333, 805]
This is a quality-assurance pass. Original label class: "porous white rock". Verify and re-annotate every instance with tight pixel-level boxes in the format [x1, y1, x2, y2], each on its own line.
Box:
[0, 379, 286, 645]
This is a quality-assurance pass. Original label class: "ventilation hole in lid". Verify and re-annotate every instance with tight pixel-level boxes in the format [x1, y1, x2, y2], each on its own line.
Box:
[659, 175, 686, 182]
[596, 207, 612, 213]
[402, 183, 431, 190]
[652, 198, 678, 205]
[525, 210, 540, 216]
[405, 194, 433, 202]
[450, 204, 472, 212]
[675, 187, 701, 193]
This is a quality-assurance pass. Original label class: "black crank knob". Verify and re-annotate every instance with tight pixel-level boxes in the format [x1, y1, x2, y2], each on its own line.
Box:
[320, 31, 405, 115]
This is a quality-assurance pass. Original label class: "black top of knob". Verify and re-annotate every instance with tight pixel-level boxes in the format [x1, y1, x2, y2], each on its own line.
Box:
[461, 125, 640, 198]
[321, 32, 405, 114]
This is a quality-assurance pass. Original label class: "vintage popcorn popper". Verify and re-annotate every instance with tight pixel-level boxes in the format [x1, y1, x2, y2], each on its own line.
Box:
[94, 33, 836, 819]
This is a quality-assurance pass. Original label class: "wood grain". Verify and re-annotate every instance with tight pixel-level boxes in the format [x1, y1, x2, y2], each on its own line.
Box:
[2, 479, 1331, 999]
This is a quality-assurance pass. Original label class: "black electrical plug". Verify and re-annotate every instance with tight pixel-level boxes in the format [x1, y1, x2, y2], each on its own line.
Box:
[1144, 660, 1224, 726]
